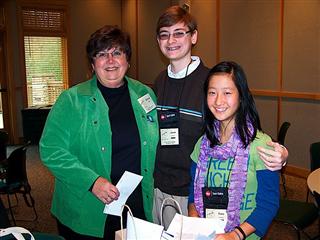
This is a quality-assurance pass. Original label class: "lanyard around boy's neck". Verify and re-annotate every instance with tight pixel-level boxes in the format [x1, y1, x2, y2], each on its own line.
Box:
[161, 59, 194, 110]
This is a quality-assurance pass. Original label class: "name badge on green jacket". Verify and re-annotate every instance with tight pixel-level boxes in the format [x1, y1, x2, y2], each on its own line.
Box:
[138, 93, 156, 113]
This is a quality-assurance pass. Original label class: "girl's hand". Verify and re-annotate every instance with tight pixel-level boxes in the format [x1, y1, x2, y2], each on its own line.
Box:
[188, 203, 200, 217]
[215, 231, 239, 240]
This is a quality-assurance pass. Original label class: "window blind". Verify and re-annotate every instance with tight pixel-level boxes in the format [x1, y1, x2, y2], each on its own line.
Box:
[21, 6, 68, 107]
[24, 36, 66, 106]
[22, 7, 65, 35]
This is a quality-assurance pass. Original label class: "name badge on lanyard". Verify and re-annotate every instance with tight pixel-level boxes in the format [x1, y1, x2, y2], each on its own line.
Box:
[202, 186, 228, 227]
[158, 109, 180, 146]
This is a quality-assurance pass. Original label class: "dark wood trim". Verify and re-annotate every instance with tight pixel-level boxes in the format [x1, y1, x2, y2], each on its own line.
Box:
[252, 89, 320, 101]
[215, 0, 220, 63]
[279, 0, 284, 92]
[277, 0, 284, 130]
[284, 164, 310, 179]
[135, 0, 139, 80]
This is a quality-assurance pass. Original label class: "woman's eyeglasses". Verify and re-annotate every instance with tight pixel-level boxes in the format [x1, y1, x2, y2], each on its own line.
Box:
[158, 30, 192, 41]
[95, 49, 124, 60]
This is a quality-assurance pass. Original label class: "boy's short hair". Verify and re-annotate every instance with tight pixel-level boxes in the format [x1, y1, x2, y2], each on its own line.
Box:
[156, 5, 197, 35]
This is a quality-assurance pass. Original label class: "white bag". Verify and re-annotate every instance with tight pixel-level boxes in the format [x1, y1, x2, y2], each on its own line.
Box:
[162, 198, 225, 240]
[126, 211, 164, 240]
[117, 198, 181, 240]
[116, 204, 164, 240]
[0, 227, 35, 240]
[166, 213, 225, 240]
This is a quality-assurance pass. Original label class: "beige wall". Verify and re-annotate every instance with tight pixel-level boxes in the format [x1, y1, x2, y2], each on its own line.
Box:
[220, 0, 280, 90]
[3, 0, 320, 172]
[68, 0, 122, 86]
[121, 0, 138, 78]
[283, 0, 320, 92]
[136, 0, 171, 84]
[191, 0, 216, 68]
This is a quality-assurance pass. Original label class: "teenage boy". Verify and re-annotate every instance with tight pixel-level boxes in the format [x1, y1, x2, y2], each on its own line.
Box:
[152, 5, 288, 229]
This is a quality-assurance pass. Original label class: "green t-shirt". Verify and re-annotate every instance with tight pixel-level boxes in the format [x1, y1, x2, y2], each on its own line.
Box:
[191, 131, 272, 240]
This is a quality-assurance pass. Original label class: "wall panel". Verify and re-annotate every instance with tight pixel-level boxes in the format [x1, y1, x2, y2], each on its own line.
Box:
[220, 0, 280, 90]
[122, 0, 138, 79]
[254, 96, 278, 139]
[283, 0, 320, 93]
[137, 0, 170, 85]
[191, 0, 217, 68]
[282, 99, 320, 168]
[68, 0, 121, 86]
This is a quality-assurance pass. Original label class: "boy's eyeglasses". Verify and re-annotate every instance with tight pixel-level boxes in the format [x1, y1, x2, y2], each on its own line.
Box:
[95, 49, 124, 60]
[158, 30, 192, 41]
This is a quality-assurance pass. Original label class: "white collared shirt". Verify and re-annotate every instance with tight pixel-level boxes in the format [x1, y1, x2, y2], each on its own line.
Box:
[167, 56, 200, 79]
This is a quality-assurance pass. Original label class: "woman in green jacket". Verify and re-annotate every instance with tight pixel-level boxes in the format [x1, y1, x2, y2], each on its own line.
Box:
[40, 25, 159, 239]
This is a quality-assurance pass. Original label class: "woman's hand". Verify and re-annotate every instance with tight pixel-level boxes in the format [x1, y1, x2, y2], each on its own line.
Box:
[91, 177, 120, 204]
[257, 141, 288, 171]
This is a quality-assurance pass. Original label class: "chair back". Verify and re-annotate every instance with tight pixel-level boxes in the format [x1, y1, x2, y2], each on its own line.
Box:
[6, 143, 29, 185]
[313, 191, 320, 209]
[277, 122, 291, 145]
[0, 197, 11, 228]
[310, 142, 320, 171]
[0, 130, 8, 162]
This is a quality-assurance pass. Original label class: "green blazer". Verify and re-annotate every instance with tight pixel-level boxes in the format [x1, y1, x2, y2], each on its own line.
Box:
[40, 75, 159, 237]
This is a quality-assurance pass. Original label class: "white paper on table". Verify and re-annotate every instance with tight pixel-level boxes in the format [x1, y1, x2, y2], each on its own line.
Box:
[103, 171, 143, 216]
[166, 213, 225, 240]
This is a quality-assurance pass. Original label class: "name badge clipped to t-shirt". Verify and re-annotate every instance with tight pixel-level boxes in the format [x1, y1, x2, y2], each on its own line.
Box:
[138, 93, 156, 113]
[202, 186, 228, 228]
[158, 108, 180, 146]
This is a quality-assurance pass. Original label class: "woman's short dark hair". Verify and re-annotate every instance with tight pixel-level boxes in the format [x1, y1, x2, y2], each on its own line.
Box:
[203, 61, 262, 148]
[156, 5, 197, 35]
[86, 25, 131, 64]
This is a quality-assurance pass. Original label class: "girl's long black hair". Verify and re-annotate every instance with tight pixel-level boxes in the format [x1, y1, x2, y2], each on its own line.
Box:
[203, 61, 262, 148]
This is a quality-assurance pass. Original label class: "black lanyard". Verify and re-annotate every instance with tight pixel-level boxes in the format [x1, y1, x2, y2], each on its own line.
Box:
[160, 59, 194, 110]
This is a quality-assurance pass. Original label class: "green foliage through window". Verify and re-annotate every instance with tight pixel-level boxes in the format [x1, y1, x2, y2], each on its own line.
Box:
[24, 36, 65, 106]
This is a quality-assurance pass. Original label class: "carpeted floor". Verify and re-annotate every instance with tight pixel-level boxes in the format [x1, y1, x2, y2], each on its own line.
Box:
[1, 144, 319, 239]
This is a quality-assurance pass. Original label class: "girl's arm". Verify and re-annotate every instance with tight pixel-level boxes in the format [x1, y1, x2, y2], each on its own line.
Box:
[245, 169, 280, 236]
[188, 161, 199, 217]
[215, 222, 255, 240]
[215, 168, 279, 239]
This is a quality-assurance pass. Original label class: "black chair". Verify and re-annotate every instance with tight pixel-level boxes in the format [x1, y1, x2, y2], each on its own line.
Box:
[0, 142, 38, 225]
[275, 199, 318, 240]
[1, 194, 65, 240]
[275, 141, 320, 240]
[0, 130, 9, 163]
[277, 121, 291, 197]
[0, 197, 11, 228]
[307, 142, 320, 202]
[313, 191, 320, 208]
[310, 142, 320, 171]
[311, 191, 320, 240]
